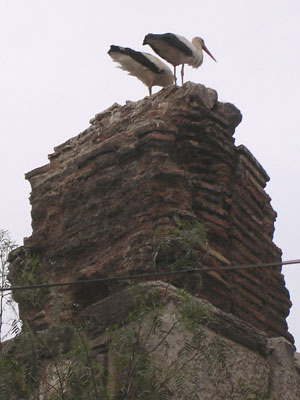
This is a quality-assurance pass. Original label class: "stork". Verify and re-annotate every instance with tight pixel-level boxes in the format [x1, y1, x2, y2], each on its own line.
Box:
[108, 45, 174, 95]
[143, 33, 217, 85]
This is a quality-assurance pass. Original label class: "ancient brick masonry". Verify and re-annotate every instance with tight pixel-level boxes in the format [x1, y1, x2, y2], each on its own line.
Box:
[9, 82, 293, 343]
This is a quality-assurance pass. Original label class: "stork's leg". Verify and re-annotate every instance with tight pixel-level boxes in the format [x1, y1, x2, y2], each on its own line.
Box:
[181, 64, 184, 85]
[173, 65, 177, 86]
[148, 78, 155, 96]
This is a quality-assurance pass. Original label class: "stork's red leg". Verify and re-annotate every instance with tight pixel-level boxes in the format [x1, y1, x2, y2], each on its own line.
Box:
[148, 77, 155, 96]
[173, 66, 177, 86]
[181, 64, 184, 85]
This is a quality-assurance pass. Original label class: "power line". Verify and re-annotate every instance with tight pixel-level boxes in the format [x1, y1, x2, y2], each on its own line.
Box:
[1, 258, 300, 293]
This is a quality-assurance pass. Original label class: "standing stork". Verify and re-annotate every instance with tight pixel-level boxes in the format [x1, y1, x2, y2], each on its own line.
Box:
[108, 45, 174, 95]
[143, 33, 217, 85]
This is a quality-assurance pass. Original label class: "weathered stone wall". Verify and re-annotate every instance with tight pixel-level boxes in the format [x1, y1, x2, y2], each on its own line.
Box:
[79, 282, 300, 400]
[5, 282, 298, 400]
[9, 82, 292, 343]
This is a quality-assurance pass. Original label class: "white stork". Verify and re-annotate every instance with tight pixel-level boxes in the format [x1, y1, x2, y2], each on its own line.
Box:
[143, 33, 217, 85]
[108, 45, 174, 95]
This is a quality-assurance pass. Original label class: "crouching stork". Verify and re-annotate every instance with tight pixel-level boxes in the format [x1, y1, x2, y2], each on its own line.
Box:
[108, 45, 174, 95]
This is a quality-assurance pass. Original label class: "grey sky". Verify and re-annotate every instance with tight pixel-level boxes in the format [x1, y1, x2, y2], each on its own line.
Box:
[1, 0, 300, 347]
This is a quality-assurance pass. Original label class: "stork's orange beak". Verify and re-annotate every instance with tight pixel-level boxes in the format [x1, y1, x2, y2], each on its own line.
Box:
[203, 44, 217, 62]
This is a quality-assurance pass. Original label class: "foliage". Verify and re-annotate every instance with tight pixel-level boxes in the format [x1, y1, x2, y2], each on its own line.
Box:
[0, 283, 280, 399]
[0, 326, 42, 399]
[0, 225, 279, 399]
[0, 229, 19, 342]
[104, 287, 218, 399]
[178, 289, 212, 331]
[237, 381, 276, 400]
[12, 251, 48, 308]
[0, 320, 108, 400]
[153, 215, 209, 293]
[39, 323, 107, 400]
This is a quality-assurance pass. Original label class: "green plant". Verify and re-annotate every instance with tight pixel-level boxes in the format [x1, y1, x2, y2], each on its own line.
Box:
[153, 215, 209, 292]
[104, 285, 218, 399]
[0, 318, 108, 400]
[12, 252, 48, 308]
[0, 327, 43, 399]
[38, 290, 107, 400]
[0, 229, 19, 342]
[237, 381, 276, 400]
[178, 289, 212, 331]
[0, 282, 280, 400]
[39, 324, 107, 400]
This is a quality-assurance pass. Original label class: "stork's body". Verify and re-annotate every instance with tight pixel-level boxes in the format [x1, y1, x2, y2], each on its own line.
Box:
[108, 45, 174, 95]
[143, 33, 216, 85]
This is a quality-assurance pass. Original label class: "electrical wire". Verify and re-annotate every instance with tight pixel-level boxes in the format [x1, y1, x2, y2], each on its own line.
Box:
[1, 258, 300, 293]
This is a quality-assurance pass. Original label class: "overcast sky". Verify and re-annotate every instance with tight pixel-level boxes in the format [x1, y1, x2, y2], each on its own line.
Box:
[1, 0, 300, 348]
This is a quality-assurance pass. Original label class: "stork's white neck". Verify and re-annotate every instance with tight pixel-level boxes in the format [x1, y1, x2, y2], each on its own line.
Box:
[191, 37, 204, 51]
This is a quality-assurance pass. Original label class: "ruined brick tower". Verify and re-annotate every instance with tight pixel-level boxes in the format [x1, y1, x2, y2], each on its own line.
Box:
[9, 82, 293, 344]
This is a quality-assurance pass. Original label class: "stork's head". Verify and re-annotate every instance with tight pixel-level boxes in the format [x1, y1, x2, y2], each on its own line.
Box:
[192, 37, 217, 62]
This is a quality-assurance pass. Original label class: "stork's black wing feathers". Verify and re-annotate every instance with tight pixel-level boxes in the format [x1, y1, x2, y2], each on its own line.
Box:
[108, 45, 162, 74]
[143, 33, 194, 57]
